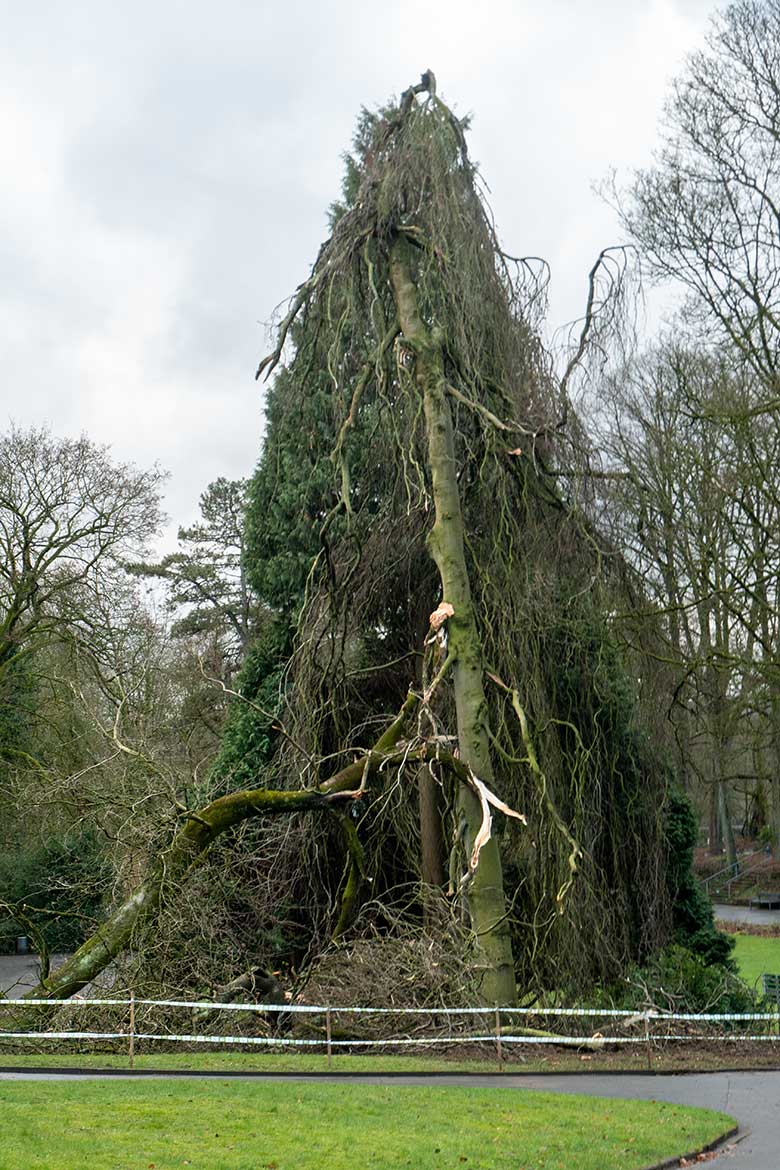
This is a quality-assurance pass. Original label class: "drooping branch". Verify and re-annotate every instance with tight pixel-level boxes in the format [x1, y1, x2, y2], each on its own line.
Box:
[255, 281, 316, 382]
[331, 814, 366, 940]
[559, 245, 634, 412]
[486, 671, 583, 911]
[331, 318, 400, 516]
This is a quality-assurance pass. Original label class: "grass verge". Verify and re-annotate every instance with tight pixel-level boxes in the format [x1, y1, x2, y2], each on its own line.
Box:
[730, 932, 780, 989]
[1, 1040, 779, 1074]
[0, 1077, 734, 1170]
[0, 1049, 506, 1074]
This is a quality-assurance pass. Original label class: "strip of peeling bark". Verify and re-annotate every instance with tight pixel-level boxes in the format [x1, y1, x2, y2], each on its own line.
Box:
[389, 234, 517, 1006]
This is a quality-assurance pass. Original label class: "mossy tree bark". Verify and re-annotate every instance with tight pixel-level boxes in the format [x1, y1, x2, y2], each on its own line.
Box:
[389, 236, 516, 1005]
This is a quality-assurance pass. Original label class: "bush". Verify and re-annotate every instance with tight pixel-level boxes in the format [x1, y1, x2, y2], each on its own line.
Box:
[649, 943, 755, 1014]
[665, 788, 734, 967]
[590, 942, 757, 1016]
[0, 830, 109, 954]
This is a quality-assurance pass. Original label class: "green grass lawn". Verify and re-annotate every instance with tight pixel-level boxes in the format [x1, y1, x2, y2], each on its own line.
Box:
[0, 1049, 509, 1074]
[0, 1078, 734, 1170]
[730, 933, 780, 990]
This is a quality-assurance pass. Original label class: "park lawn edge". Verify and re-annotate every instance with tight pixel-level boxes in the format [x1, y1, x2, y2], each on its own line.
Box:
[729, 931, 780, 989]
[0, 1075, 737, 1170]
[2, 1044, 780, 1074]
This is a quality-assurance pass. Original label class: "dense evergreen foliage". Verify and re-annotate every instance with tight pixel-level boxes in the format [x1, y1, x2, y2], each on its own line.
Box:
[665, 789, 734, 967]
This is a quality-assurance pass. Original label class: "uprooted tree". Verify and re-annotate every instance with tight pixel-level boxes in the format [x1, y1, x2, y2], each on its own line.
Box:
[17, 74, 700, 1015]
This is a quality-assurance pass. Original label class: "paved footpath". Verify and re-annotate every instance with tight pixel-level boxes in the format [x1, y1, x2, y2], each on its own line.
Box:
[0, 1068, 776, 1167]
[0, 955, 70, 996]
[713, 903, 780, 927]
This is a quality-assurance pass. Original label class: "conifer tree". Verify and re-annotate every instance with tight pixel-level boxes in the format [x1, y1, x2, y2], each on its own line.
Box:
[238, 73, 671, 1002]
[23, 75, 681, 1013]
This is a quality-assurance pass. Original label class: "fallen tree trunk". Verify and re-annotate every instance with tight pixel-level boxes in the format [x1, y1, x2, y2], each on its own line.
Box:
[3, 678, 523, 1035]
[7, 692, 421, 1022]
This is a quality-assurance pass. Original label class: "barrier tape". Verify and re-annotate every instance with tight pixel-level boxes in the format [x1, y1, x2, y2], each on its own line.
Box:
[0, 1029, 778, 1047]
[2, 999, 779, 1023]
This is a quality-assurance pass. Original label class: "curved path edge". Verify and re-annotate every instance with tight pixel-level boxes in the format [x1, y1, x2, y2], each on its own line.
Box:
[639, 1124, 739, 1170]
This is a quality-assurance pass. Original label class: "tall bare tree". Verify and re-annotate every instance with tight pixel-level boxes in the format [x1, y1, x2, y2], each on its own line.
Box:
[599, 342, 780, 849]
[620, 0, 780, 395]
[0, 425, 164, 686]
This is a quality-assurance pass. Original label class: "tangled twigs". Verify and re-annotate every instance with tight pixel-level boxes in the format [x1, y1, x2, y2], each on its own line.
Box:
[12, 690, 421, 1017]
[14, 680, 520, 1014]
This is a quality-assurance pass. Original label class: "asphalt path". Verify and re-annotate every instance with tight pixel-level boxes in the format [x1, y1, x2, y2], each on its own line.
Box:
[0, 954, 70, 996]
[714, 903, 780, 927]
[0, 1068, 776, 1166]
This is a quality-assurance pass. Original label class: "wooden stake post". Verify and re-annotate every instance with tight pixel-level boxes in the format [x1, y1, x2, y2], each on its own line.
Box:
[128, 990, 135, 1070]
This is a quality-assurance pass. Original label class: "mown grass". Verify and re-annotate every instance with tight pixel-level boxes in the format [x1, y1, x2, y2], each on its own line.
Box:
[0, 1049, 508, 1074]
[730, 932, 780, 990]
[0, 1077, 734, 1170]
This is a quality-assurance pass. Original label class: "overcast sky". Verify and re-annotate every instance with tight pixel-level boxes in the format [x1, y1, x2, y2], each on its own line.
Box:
[1, 0, 724, 547]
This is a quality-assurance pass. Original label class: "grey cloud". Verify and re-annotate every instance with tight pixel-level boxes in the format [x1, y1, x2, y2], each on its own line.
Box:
[1, 0, 728, 546]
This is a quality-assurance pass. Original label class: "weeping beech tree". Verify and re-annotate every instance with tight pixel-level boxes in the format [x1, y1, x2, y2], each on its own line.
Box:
[235, 72, 672, 998]
[18, 73, 677, 1014]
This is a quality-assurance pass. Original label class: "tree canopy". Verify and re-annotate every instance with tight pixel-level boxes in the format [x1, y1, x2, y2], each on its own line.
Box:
[621, 0, 780, 389]
[0, 425, 164, 684]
